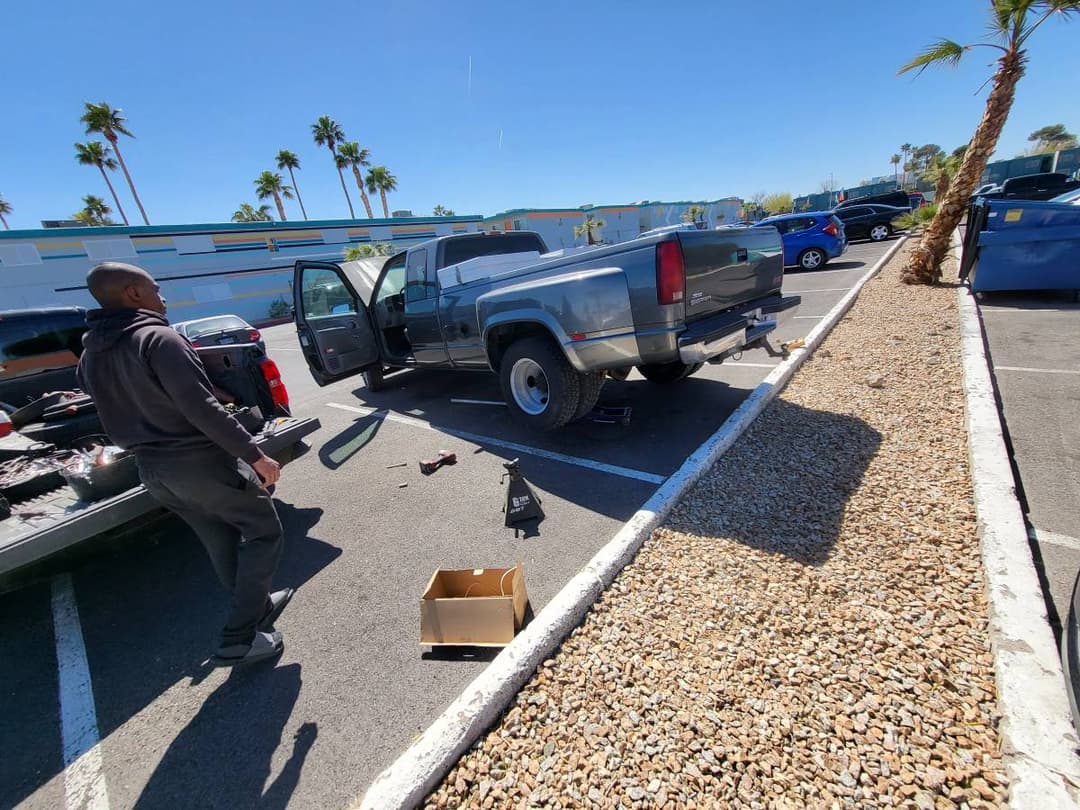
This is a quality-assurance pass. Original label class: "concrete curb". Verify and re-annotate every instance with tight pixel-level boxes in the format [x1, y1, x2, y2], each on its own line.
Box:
[953, 228, 1080, 806]
[355, 237, 909, 810]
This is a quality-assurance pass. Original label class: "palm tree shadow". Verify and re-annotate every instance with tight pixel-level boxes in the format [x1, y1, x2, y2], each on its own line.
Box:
[665, 399, 881, 567]
[134, 664, 312, 810]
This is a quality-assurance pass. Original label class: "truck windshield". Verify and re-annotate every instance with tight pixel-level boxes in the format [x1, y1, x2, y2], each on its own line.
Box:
[439, 233, 546, 269]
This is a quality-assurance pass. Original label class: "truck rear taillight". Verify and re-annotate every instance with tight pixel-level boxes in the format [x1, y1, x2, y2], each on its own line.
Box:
[0, 412, 11, 439]
[656, 240, 685, 305]
[248, 329, 261, 343]
[259, 358, 290, 411]
[822, 222, 839, 237]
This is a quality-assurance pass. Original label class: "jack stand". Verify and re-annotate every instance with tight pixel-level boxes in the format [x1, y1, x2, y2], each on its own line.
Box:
[501, 459, 544, 532]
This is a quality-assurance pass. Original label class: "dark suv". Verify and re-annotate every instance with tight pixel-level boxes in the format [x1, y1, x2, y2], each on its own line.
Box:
[832, 204, 909, 242]
[980, 172, 1080, 202]
[0, 307, 87, 413]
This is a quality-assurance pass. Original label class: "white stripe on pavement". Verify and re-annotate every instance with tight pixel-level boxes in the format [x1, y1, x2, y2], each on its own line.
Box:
[51, 574, 110, 810]
[794, 316, 824, 320]
[1029, 527, 1080, 552]
[994, 366, 1080, 375]
[727, 362, 781, 369]
[981, 308, 1064, 314]
[325, 402, 666, 484]
[786, 288, 851, 293]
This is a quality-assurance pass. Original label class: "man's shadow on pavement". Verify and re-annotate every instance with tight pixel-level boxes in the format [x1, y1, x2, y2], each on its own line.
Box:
[134, 664, 314, 810]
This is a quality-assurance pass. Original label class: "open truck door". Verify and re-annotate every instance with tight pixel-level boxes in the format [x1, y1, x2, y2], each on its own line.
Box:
[293, 260, 380, 386]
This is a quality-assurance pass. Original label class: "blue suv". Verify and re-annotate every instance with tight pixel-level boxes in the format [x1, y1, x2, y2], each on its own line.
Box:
[752, 212, 847, 270]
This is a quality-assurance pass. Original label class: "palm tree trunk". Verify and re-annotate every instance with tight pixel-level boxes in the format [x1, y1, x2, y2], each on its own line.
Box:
[380, 189, 389, 218]
[98, 165, 129, 225]
[332, 158, 355, 218]
[272, 191, 287, 221]
[903, 51, 1024, 284]
[108, 135, 149, 225]
[0, 214, 8, 230]
[351, 167, 375, 218]
[288, 167, 308, 220]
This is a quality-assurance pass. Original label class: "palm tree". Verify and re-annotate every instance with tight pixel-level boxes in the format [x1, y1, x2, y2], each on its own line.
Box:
[276, 150, 308, 219]
[254, 170, 294, 221]
[899, 143, 913, 187]
[311, 116, 355, 218]
[74, 141, 128, 225]
[73, 194, 114, 226]
[0, 194, 11, 230]
[681, 204, 707, 229]
[80, 102, 149, 224]
[898, 0, 1080, 284]
[365, 166, 398, 218]
[573, 214, 606, 246]
[232, 203, 273, 222]
[890, 153, 902, 185]
[432, 204, 455, 216]
[336, 142, 375, 218]
[922, 153, 963, 203]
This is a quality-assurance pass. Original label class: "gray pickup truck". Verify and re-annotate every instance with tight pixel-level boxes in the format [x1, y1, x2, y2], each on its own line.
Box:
[293, 229, 799, 429]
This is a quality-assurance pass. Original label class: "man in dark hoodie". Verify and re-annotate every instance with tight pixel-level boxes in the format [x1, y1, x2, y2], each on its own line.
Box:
[77, 262, 292, 667]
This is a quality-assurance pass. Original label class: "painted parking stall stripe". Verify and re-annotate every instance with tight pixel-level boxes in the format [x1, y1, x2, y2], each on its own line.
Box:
[325, 402, 666, 484]
[993, 366, 1080, 375]
[51, 574, 110, 810]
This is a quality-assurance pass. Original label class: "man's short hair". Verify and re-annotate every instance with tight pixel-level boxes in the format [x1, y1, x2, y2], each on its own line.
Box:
[86, 262, 154, 307]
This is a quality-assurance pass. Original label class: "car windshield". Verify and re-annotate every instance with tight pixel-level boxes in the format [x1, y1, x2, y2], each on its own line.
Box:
[182, 315, 248, 338]
[1049, 188, 1080, 205]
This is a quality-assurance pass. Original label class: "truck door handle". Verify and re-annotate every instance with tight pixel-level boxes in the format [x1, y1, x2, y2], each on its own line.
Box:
[736, 248, 748, 262]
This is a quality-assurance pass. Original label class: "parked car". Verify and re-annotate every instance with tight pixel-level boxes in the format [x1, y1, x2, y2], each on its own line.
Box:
[836, 190, 910, 210]
[0, 307, 87, 413]
[970, 183, 1001, 200]
[980, 172, 1080, 202]
[173, 314, 265, 353]
[832, 204, 908, 242]
[293, 229, 800, 430]
[1050, 188, 1080, 205]
[908, 192, 927, 209]
[751, 212, 846, 270]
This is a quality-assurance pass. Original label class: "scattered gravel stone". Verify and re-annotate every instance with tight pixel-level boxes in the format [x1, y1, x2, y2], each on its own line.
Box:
[424, 244, 1007, 808]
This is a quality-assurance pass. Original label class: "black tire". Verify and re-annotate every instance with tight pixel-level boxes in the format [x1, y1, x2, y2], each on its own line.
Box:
[636, 361, 703, 383]
[869, 223, 891, 242]
[797, 248, 828, 271]
[571, 372, 606, 422]
[362, 364, 386, 393]
[499, 337, 581, 431]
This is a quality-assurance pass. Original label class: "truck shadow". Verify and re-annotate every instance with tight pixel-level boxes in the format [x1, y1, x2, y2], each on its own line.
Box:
[662, 398, 881, 567]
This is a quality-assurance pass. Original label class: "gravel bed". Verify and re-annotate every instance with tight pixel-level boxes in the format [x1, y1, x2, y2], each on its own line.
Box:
[425, 244, 1007, 809]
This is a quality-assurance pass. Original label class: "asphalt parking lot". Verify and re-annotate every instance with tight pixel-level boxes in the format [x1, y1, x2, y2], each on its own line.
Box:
[0, 238, 897, 810]
[977, 290, 1080, 639]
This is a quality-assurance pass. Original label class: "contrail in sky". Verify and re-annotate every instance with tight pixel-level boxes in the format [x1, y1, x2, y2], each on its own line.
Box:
[467, 56, 472, 97]
[498, 129, 503, 150]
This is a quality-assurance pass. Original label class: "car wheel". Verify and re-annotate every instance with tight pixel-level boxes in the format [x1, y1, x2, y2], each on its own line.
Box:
[571, 372, 606, 422]
[798, 248, 827, 270]
[499, 337, 581, 430]
[636, 361, 703, 383]
[869, 224, 890, 242]
[362, 364, 386, 392]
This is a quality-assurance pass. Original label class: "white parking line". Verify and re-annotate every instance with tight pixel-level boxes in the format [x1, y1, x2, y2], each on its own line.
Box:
[1029, 527, 1080, 552]
[325, 402, 666, 484]
[981, 308, 1065, 314]
[793, 316, 824, 320]
[785, 288, 851, 293]
[726, 362, 780, 369]
[994, 366, 1080, 375]
[51, 574, 110, 810]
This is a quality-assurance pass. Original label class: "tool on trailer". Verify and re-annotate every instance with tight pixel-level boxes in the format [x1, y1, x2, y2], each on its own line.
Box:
[419, 451, 457, 475]
[501, 458, 544, 529]
[586, 404, 632, 425]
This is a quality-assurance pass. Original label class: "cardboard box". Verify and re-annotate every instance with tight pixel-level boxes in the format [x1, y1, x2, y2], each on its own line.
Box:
[420, 563, 528, 647]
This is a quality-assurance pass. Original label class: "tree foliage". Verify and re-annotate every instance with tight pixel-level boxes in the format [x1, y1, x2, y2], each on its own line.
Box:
[232, 203, 273, 222]
[761, 193, 793, 214]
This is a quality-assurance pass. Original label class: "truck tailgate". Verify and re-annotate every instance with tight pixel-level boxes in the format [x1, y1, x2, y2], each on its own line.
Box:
[0, 416, 320, 578]
[677, 228, 785, 323]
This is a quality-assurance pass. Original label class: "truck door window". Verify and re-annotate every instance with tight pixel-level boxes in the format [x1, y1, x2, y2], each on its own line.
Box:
[405, 248, 433, 303]
[375, 253, 407, 306]
[302, 268, 356, 318]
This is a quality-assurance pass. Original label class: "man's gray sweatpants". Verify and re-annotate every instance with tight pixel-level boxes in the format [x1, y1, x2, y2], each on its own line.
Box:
[137, 449, 283, 647]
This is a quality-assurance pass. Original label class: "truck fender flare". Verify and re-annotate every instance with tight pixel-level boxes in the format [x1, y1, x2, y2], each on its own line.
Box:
[481, 313, 581, 372]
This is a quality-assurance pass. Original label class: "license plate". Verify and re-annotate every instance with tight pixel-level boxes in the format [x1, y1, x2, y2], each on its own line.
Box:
[218, 336, 236, 344]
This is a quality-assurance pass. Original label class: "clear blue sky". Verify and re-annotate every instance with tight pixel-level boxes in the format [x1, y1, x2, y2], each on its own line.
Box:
[2, 0, 1076, 229]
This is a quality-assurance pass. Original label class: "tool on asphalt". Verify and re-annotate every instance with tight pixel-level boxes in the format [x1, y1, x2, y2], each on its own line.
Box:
[419, 451, 457, 475]
[501, 458, 543, 528]
[398, 482, 408, 488]
[761, 335, 806, 358]
[585, 404, 632, 425]
[450, 398, 506, 407]
[386, 462, 407, 469]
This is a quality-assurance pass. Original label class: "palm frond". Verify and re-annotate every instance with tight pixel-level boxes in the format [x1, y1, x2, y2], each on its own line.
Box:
[898, 39, 967, 76]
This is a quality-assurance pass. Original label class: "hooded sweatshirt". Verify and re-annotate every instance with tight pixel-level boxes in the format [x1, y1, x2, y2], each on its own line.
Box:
[77, 308, 261, 463]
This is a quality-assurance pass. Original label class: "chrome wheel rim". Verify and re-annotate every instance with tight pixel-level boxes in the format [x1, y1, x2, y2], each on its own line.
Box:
[510, 358, 549, 415]
[801, 251, 822, 269]
[871, 225, 888, 241]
